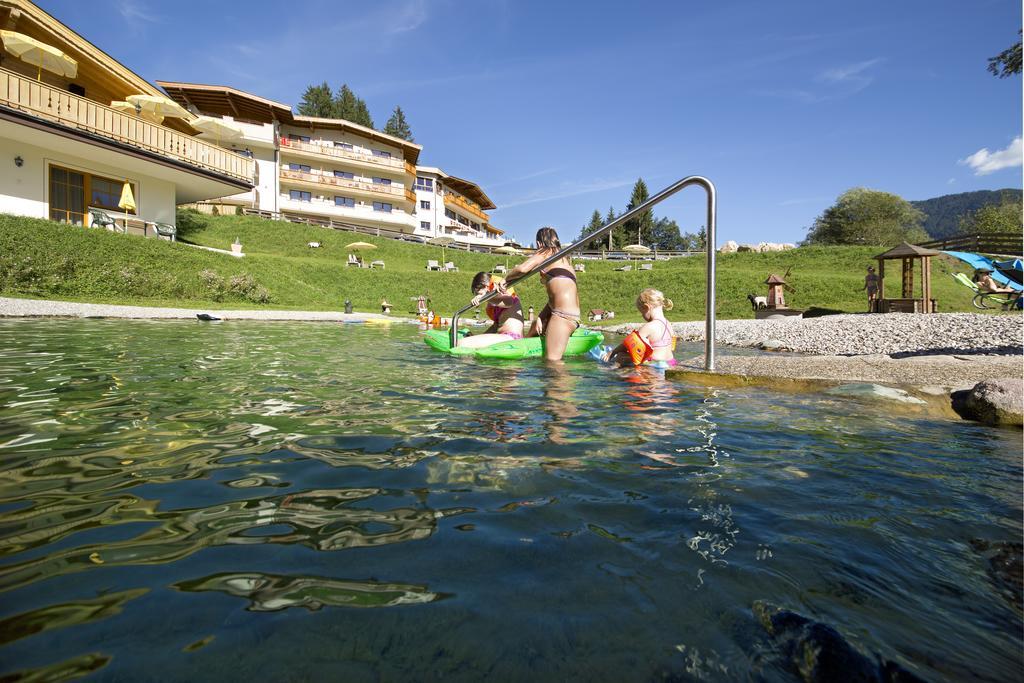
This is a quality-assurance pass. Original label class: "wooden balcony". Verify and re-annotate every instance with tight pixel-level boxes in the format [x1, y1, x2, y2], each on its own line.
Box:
[279, 168, 415, 203]
[279, 136, 412, 176]
[0, 67, 253, 185]
[444, 192, 489, 222]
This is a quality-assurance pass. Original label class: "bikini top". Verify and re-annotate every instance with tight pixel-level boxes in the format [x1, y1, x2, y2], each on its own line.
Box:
[649, 319, 674, 348]
[539, 266, 577, 283]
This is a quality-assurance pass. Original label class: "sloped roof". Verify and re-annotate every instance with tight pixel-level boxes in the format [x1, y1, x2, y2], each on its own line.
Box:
[874, 242, 943, 259]
[765, 274, 786, 284]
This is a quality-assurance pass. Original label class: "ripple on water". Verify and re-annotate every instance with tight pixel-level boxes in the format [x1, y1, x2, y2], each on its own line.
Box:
[0, 319, 1019, 682]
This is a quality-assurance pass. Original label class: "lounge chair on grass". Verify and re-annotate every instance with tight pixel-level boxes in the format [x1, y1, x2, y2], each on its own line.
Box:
[952, 272, 1022, 310]
[347, 254, 364, 267]
[493, 265, 507, 274]
[426, 260, 442, 271]
[574, 263, 586, 273]
[444, 262, 458, 273]
[588, 309, 615, 322]
[639, 262, 652, 271]
[370, 260, 385, 269]
[614, 264, 632, 272]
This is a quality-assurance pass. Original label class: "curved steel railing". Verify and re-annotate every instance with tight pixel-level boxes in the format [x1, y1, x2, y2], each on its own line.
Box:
[449, 175, 718, 371]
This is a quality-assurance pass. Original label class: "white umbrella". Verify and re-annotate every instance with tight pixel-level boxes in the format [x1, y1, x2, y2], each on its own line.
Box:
[493, 245, 521, 270]
[622, 244, 651, 271]
[125, 94, 192, 121]
[0, 30, 77, 80]
[110, 100, 163, 124]
[190, 116, 244, 145]
[428, 235, 455, 264]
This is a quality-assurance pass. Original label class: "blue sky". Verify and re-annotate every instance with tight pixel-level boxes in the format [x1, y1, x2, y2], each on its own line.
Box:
[44, 0, 1023, 246]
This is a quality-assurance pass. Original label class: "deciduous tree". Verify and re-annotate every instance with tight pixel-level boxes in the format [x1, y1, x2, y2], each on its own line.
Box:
[959, 199, 1023, 234]
[804, 188, 927, 246]
[988, 30, 1022, 78]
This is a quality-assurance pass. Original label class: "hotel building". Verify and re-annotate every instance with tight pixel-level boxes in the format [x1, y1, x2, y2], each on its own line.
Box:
[412, 167, 503, 246]
[0, 0, 253, 232]
[157, 83, 505, 248]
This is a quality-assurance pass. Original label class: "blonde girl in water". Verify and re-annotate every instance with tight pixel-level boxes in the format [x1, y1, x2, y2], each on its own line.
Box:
[501, 227, 580, 362]
[604, 288, 677, 368]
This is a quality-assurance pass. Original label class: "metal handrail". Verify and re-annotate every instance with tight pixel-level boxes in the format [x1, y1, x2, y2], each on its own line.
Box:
[449, 175, 718, 370]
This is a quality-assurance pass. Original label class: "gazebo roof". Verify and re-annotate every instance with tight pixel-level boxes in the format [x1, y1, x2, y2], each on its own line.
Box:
[874, 242, 942, 259]
[765, 274, 786, 284]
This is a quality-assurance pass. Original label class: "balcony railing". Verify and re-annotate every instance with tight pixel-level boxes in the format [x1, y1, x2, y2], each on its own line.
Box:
[279, 136, 412, 175]
[279, 168, 415, 203]
[0, 67, 253, 185]
[443, 192, 489, 222]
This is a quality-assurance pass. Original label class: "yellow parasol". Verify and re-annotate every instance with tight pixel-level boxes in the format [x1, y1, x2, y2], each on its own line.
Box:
[0, 30, 77, 81]
[190, 115, 244, 146]
[125, 94, 192, 121]
[110, 100, 164, 125]
[427, 235, 455, 265]
[622, 243, 651, 271]
[493, 245, 522, 271]
[345, 241, 377, 251]
[117, 182, 136, 233]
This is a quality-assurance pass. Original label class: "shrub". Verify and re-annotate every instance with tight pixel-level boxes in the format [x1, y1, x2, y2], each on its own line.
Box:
[199, 268, 227, 301]
[229, 273, 271, 303]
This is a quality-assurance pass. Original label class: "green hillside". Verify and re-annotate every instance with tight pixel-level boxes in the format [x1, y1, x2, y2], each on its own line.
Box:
[0, 211, 1003, 321]
[911, 188, 1022, 239]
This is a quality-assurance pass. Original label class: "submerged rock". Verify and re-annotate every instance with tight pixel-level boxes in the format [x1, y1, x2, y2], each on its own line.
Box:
[969, 539, 1024, 610]
[951, 378, 1023, 427]
[825, 383, 926, 405]
[753, 601, 928, 682]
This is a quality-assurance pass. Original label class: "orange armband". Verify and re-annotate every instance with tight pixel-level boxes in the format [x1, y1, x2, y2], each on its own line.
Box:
[622, 330, 653, 365]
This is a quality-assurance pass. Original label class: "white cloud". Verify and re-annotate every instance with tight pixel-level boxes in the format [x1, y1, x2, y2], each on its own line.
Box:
[388, 0, 429, 34]
[959, 136, 1023, 175]
[947, 178, 957, 185]
[118, 0, 159, 23]
[498, 179, 632, 210]
[818, 58, 884, 84]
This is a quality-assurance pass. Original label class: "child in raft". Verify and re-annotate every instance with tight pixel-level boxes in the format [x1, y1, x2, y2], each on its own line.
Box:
[502, 227, 581, 362]
[603, 288, 677, 368]
[458, 272, 526, 348]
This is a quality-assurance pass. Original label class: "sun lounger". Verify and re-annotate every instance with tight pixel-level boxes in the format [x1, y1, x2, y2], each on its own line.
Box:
[426, 260, 442, 271]
[574, 263, 586, 273]
[444, 262, 458, 273]
[639, 262, 652, 271]
[347, 254, 363, 267]
[370, 260, 385, 269]
[952, 272, 1021, 310]
[588, 309, 615, 322]
[493, 265, 507, 274]
[614, 264, 632, 272]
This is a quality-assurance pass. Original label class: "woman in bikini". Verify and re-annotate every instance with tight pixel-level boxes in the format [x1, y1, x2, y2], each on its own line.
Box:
[460, 272, 526, 348]
[502, 227, 580, 362]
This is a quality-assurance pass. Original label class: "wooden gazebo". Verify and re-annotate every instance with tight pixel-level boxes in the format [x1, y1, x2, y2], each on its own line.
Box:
[874, 242, 942, 313]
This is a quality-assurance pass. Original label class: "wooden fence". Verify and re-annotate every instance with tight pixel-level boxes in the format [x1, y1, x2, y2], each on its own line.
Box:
[917, 232, 1022, 256]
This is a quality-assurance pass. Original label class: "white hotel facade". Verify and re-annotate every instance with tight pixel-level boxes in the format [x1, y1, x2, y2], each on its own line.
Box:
[158, 83, 505, 248]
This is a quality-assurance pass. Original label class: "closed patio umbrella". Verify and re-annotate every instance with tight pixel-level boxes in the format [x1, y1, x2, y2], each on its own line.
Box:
[0, 30, 77, 80]
[117, 182, 136, 233]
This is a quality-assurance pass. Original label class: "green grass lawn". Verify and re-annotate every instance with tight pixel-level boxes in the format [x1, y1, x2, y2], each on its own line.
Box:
[0, 211, 1000, 321]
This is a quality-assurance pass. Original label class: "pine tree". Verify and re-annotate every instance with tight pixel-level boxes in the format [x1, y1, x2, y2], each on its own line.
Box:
[604, 206, 616, 250]
[353, 99, 375, 129]
[297, 81, 335, 117]
[577, 209, 604, 242]
[622, 178, 653, 247]
[333, 85, 360, 122]
[383, 106, 414, 141]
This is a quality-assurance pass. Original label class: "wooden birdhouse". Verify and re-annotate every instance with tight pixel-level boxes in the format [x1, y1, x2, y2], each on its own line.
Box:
[765, 274, 787, 309]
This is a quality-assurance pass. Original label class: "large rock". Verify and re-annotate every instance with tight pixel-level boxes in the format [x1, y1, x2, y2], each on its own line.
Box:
[826, 383, 927, 405]
[752, 601, 928, 682]
[951, 378, 1023, 427]
[719, 240, 739, 254]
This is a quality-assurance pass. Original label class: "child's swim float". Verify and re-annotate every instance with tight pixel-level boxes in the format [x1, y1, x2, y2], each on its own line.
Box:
[424, 328, 604, 359]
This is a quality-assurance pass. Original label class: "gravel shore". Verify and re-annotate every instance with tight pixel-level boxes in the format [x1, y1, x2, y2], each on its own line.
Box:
[2, 297, 1021, 358]
[603, 312, 1023, 357]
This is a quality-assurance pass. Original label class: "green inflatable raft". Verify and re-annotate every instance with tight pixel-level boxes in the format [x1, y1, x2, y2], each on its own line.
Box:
[423, 328, 604, 359]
